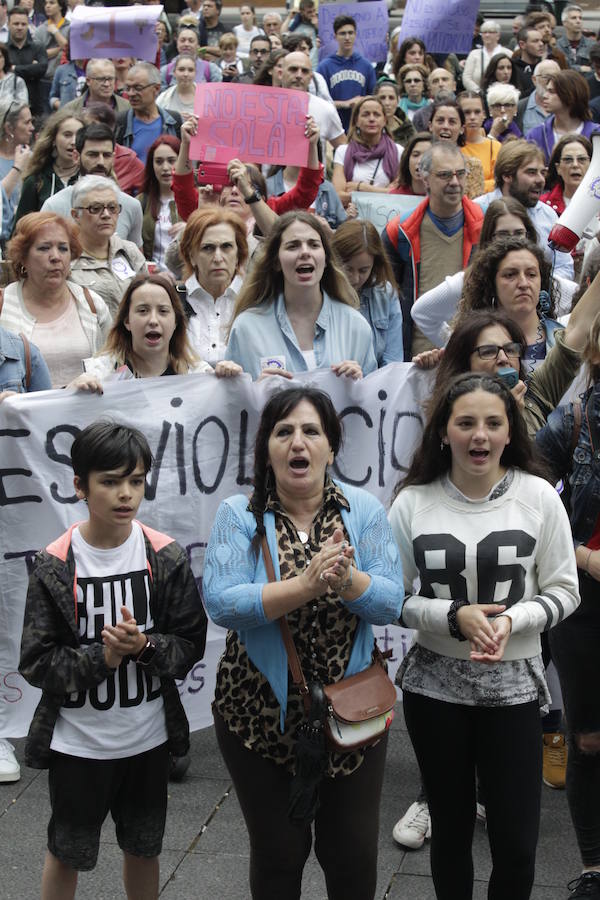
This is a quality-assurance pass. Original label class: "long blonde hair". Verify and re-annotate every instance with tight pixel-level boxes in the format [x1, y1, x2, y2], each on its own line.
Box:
[230, 211, 357, 328]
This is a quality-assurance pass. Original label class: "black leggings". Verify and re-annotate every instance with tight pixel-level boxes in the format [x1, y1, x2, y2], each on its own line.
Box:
[403, 691, 542, 900]
[213, 710, 388, 900]
[550, 571, 600, 867]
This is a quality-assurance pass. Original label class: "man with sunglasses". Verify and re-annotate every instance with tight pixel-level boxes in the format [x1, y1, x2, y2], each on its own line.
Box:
[40, 123, 143, 247]
[234, 34, 271, 84]
[115, 61, 181, 166]
[383, 143, 484, 359]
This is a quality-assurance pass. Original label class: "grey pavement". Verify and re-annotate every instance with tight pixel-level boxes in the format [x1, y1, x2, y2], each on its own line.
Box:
[0, 708, 578, 899]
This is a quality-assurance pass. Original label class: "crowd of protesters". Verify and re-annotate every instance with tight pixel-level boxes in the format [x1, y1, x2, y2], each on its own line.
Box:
[3, 1, 600, 898]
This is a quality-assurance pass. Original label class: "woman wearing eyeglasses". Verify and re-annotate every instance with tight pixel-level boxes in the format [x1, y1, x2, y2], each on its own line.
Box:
[541, 134, 592, 216]
[0, 211, 111, 388]
[484, 83, 523, 143]
[68, 175, 147, 317]
[396, 64, 430, 121]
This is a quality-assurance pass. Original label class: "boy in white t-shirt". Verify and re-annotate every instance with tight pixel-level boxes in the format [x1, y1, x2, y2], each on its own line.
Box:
[19, 421, 207, 900]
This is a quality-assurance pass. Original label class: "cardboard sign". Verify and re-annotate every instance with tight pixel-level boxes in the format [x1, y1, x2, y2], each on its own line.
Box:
[351, 191, 423, 229]
[318, 1, 389, 63]
[190, 83, 310, 167]
[69, 4, 163, 62]
[397, 0, 480, 55]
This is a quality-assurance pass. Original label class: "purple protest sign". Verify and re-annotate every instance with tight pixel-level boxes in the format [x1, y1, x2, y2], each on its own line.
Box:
[397, 0, 480, 55]
[190, 83, 310, 167]
[69, 4, 162, 62]
[318, 1, 389, 64]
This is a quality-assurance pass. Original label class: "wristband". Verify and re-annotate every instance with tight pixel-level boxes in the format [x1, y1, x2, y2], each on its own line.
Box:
[339, 564, 353, 592]
[585, 547, 593, 573]
[357, 181, 362, 192]
[447, 598, 469, 641]
[12, 165, 21, 173]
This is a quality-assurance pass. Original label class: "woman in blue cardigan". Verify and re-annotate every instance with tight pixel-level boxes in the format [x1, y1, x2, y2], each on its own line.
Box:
[203, 386, 404, 900]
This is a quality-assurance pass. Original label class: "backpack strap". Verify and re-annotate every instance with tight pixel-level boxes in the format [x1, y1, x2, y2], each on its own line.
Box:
[19, 332, 31, 389]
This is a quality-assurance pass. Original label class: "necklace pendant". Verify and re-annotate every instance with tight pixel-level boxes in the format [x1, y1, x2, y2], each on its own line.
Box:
[297, 530, 309, 544]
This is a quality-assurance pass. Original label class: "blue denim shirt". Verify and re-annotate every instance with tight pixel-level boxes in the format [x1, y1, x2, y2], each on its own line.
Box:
[266, 169, 347, 230]
[359, 282, 404, 366]
[49, 62, 82, 107]
[0, 327, 52, 393]
[536, 383, 600, 547]
[226, 291, 377, 380]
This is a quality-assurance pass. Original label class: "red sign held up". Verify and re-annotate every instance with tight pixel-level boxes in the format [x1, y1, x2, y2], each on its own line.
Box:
[190, 83, 310, 167]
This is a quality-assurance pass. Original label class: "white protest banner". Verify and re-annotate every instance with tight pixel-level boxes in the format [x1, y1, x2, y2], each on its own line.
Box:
[69, 4, 163, 62]
[397, 0, 480, 55]
[351, 191, 422, 231]
[0, 367, 427, 737]
[318, 1, 389, 63]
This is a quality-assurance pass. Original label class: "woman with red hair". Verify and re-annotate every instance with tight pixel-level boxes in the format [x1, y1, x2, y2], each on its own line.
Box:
[0, 211, 111, 386]
[137, 134, 185, 269]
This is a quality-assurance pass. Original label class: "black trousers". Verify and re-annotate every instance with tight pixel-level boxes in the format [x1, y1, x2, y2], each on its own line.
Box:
[403, 691, 542, 900]
[550, 571, 600, 867]
[213, 710, 388, 900]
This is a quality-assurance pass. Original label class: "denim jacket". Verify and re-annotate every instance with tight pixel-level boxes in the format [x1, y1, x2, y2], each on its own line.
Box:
[266, 169, 347, 230]
[49, 61, 81, 107]
[226, 291, 377, 379]
[115, 106, 182, 148]
[536, 382, 600, 546]
[359, 282, 404, 366]
[0, 326, 51, 393]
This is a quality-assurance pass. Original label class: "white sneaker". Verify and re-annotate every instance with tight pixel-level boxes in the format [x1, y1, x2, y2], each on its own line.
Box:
[0, 739, 20, 783]
[392, 800, 431, 849]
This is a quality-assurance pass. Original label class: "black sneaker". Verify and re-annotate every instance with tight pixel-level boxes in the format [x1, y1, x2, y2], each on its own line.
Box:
[568, 872, 600, 897]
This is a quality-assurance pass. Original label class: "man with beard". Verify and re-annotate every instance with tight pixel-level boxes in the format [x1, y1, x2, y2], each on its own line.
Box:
[474, 139, 573, 279]
[40, 123, 142, 246]
[382, 143, 484, 358]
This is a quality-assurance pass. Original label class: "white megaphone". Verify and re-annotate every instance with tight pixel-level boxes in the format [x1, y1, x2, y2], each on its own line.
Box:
[549, 129, 600, 252]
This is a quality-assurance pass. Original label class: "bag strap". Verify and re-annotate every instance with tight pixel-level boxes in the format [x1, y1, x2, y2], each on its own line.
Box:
[82, 287, 96, 315]
[19, 332, 31, 389]
[571, 400, 582, 457]
[260, 535, 311, 713]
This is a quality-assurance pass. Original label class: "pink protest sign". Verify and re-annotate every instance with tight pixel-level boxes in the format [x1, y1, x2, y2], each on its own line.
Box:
[190, 83, 310, 167]
[69, 4, 162, 62]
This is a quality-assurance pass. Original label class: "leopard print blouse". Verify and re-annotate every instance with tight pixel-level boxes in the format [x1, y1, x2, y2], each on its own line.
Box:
[213, 479, 366, 777]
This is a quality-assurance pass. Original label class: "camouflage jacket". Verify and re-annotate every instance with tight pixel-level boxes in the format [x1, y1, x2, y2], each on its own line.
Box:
[19, 521, 207, 769]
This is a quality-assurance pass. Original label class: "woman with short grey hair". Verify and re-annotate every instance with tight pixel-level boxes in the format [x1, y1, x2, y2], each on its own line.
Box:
[69, 175, 147, 316]
[463, 20, 512, 92]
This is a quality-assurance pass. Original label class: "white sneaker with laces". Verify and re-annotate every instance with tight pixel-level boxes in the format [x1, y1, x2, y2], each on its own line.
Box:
[0, 739, 20, 783]
[392, 800, 431, 849]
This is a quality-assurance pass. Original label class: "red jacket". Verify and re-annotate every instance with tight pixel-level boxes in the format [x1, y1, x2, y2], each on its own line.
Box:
[172, 165, 324, 222]
[382, 196, 484, 358]
[540, 183, 566, 216]
[114, 144, 145, 195]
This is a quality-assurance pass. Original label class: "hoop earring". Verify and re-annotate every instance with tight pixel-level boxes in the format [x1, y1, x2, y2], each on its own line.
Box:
[491, 296, 496, 308]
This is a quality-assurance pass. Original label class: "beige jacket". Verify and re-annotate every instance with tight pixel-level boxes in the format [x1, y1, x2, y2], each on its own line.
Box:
[69, 234, 147, 317]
